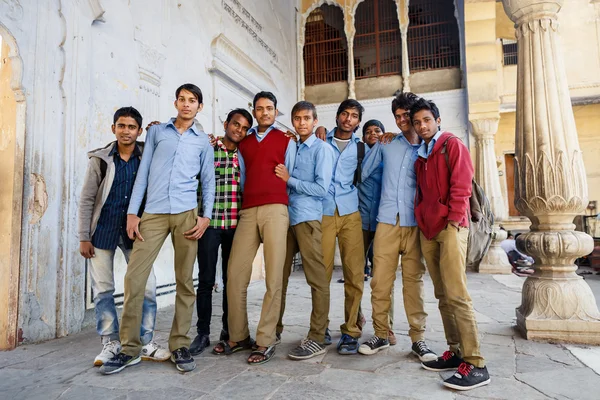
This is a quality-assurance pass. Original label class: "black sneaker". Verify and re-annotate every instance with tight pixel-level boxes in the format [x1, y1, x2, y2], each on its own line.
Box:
[323, 328, 332, 346]
[98, 352, 141, 375]
[189, 334, 210, 356]
[171, 347, 196, 373]
[443, 363, 490, 391]
[411, 340, 437, 362]
[288, 338, 327, 360]
[358, 336, 389, 355]
[421, 351, 463, 372]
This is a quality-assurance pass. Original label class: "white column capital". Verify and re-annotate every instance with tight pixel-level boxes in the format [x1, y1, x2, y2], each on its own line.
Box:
[469, 117, 500, 139]
[502, 0, 562, 25]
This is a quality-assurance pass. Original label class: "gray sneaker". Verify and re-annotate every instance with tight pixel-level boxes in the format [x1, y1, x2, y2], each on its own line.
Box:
[171, 347, 196, 372]
[98, 353, 141, 375]
[288, 338, 326, 360]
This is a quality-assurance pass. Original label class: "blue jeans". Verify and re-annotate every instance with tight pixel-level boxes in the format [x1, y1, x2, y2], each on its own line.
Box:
[89, 237, 157, 344]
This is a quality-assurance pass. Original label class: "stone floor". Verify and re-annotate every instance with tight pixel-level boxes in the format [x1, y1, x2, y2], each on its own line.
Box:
[1, 269, 600, 400]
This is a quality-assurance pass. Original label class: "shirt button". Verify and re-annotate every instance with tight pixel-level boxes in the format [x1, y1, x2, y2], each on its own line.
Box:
[125, 196, 128, 199]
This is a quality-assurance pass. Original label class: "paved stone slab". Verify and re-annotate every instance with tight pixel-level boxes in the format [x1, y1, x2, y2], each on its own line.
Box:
[515, 368, 600, 400]
[566, 345, 600, 375]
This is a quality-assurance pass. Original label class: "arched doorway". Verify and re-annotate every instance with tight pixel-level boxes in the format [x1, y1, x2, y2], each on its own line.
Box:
[0, 24, 26, 350]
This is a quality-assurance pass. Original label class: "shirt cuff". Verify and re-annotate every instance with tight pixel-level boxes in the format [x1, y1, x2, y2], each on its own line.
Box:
[287, 177, 298, 190]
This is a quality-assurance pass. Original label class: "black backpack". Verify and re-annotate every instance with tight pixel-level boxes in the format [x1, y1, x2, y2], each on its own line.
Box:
[441, 138, 494, 269]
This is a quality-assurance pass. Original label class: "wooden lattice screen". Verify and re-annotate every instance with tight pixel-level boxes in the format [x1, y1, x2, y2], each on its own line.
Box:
[304, 5, 348, 86]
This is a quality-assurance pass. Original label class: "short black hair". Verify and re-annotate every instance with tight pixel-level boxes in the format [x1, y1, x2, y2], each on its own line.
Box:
[175, 83, 203, 103]
[113, 106, 142, 129]
[391, 92, 419, 114]
[336, 99, 365, 122]
[410, 98, 440, 121]
[226, 108, 253, 127]
[291, 101, 318, 120]
[362, 119, 385, 136]
[253, 91, 277, 109]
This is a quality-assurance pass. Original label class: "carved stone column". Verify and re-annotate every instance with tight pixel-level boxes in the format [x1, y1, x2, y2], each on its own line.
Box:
[502, 0, 600, 344]
[397, 0, 410, 92]
[298, 14, 306, 101]
[344, 7, 356, 99]
[471, 117, 512, 274]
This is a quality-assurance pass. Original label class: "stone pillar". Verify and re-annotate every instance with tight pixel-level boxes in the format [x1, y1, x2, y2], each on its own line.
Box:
[397, 0, 410, 92]
[344, 8, 356, 99]
[298, 14, 306, 101]
[471, 117, 512, 274]
[502, 0, 600, 344]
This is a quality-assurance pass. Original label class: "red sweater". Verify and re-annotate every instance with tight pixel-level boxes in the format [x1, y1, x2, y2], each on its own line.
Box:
[238, 129, 290, 209]
[414, 132, 474, 240]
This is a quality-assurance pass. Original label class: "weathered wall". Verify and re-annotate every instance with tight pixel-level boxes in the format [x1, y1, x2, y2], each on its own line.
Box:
[305, 81, 348, 105]
[410, 68, 462, 95]
[355, 75, 403, 101]
[0, 0, 298, 345]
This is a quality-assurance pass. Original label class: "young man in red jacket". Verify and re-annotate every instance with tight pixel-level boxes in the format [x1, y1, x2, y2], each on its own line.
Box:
[412, 98, 490, 391]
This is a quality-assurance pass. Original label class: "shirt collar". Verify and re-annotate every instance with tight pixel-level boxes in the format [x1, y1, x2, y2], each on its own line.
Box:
[419, 129, 443, 154]
[248, 124, 275, 136]
[327, 127, 359, 143]
[216, 138, 237, 153]
[397, 132, 423, 147]
[166, 118, 200, 136]
[110, 142, 142, 157]
[300, 133, 317, 148]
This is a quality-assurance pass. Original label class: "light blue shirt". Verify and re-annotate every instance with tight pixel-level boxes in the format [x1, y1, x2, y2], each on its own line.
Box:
[287, 134, 334, 226]
[238, 125, 296, 191]
[358, 145, 382, 231]
[128, 119, 215, 218]
[323, 128, 361, 217]
[362, 134, 420, 227]
[417, 129, 443, 159]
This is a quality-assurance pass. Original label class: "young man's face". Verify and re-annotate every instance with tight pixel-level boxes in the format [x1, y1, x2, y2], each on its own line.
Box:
[394, 108, 412, 134]
[292, 109, 317, 140]
[336, 107, 361, 134]
[112, 116, 142, 145]
[363, 125, 383, 146]
[174, 89, 203, 120]
[253, 97, 278, 128]
[412, 109, 441, 143]
[223, 113, 251, 144]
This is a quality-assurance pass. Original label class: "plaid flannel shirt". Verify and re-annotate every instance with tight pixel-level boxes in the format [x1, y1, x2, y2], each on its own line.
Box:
[198, 139, 242, 229]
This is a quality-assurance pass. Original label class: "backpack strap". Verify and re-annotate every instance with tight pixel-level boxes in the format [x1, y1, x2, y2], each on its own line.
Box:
[99, 159, 108, 181]
[353, 141, 365, 186]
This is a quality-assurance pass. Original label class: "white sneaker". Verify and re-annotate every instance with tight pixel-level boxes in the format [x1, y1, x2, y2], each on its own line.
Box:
[94, 340, 122, 366]
[141, 341, 171, 361]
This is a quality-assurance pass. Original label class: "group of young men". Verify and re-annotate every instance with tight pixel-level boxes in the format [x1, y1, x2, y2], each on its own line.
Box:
[78, 83, 491, 391]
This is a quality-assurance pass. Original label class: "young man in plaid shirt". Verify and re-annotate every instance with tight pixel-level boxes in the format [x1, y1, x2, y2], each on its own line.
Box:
[189, 108, 253, 355]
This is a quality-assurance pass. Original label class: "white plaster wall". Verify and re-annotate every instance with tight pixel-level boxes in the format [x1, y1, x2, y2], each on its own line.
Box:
[1, 0, 298, 343]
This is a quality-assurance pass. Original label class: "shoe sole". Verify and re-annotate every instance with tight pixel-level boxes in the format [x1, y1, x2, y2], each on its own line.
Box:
[421, 363, 458, 372]
[358, 344, 389, 355]
[443, 378, 491, 391]
[170, 355, 196, 373]
[288, 348, 327, 360]
[99, 356, 141, 375]
[141, 355, 171, 362]
[413, 350, 438, 363]
[338, 348, 359, 355]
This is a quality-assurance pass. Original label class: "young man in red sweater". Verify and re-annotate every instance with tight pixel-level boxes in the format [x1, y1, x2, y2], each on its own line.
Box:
[221, 91, 296, 365]
[412, 98, 490, 391]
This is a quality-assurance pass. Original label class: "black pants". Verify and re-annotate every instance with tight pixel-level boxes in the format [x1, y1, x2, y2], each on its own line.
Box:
[196, 227, 235, 336]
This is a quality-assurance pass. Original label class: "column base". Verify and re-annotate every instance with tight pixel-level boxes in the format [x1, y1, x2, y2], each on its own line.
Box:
[516, 275, 600, 345]
[477, 244, 512, 274]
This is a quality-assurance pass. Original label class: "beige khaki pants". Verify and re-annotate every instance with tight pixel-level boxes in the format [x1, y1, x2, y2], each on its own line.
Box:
[277, 221, 330, 343]
[371, 221, 426, 341]
[120, 210, 198, 355]
[227, 204, 289, 347]
[421, 225, 485, 367]
[322, 209, 365, 337]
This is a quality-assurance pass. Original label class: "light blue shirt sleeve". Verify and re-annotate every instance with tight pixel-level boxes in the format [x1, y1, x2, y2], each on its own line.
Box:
[288, 144, 332, 197]
[199, 143, 215, 219]
[285, 139, 296, 173]
[127, 125, 156, 215]
[238, 150, 246, 192]
[362, 142, 383, 182]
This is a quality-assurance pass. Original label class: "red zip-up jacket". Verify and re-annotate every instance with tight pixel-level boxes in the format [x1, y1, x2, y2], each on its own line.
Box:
[414, 132, 474, 240]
